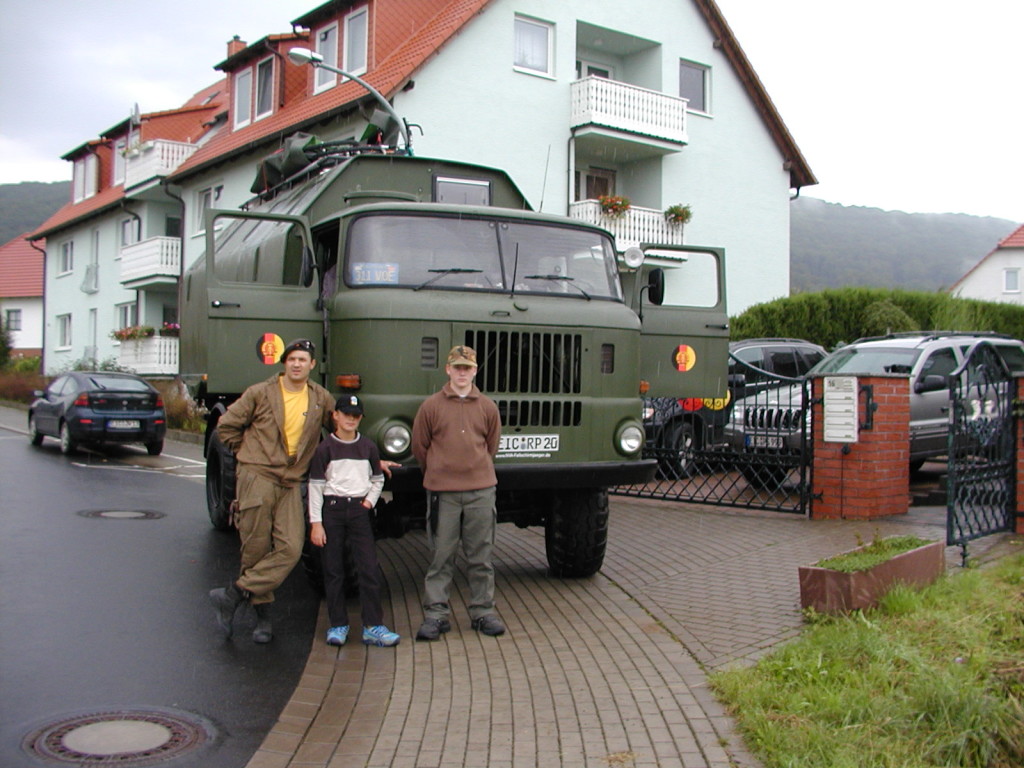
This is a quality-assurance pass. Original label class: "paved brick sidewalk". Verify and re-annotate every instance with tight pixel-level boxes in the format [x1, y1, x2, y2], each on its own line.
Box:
[246, 497, 1016, 768]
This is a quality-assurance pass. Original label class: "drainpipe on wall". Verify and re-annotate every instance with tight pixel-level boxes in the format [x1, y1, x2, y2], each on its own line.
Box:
[27, 239, 47, 374]
[160, 178, 187, 344]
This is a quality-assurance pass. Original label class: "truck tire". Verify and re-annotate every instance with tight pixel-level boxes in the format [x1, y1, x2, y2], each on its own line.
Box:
[206, 432, 236, 531]
[544, 489, 609, 578]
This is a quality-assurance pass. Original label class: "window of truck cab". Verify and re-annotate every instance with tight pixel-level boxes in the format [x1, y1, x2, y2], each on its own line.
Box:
[343, 213, 622, 300]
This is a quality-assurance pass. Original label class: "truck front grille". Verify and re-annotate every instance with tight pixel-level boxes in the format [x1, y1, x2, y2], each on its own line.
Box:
[464, 330, 583, 427]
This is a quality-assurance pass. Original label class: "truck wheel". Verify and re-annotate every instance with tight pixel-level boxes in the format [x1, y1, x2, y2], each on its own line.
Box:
[206, 433, 236, 531]
[545, 489, 609, 578]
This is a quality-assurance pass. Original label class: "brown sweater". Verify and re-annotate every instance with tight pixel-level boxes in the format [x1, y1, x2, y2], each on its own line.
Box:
[412, 382, 501, 492]
[217, 374, 334, 487]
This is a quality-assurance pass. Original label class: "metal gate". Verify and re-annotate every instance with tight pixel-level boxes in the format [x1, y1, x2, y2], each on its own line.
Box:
[947, 341, 1017, 562]
[614, 365, 813, 514]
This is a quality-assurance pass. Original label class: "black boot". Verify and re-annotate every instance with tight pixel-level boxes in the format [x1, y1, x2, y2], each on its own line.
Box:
[252, 604, 273, 644]
[209, 583, 247, 638]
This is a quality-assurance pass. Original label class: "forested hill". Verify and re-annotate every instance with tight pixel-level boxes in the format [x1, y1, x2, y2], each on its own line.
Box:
[0, 181, 70, 245]
[791, 196, 1019, 293]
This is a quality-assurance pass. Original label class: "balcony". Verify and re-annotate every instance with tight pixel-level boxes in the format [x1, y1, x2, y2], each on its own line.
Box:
[120, 237, 181, 289]
[571, 77, 688, 160]
[124, 140, 197, 190]
[117, 335, 179, 376]
[569, 200, 686, 250]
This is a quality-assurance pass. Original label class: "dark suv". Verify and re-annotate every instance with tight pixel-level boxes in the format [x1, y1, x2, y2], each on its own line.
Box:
[645, 337, 826, 476]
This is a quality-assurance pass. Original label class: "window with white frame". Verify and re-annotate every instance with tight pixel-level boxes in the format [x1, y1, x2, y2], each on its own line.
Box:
[195, 184, 224, 233]
[1004, 268, 1020, 293]
[116, 302, 137, 332]
[344, 6, 368, 75]
[514, 16, 554, 77]
[315, 22, 339, 92]
[72, 154, 98, 202]
[113, 136, 127, 185]
[120, 218, 139, 247]
[59, 241, 74, 274]
[255, 56, 274, 119]
[5, 309, 22, 331]
[234, 67, 253, 129]
[679, 59, 709, 113]
[57, 314, 72, 348]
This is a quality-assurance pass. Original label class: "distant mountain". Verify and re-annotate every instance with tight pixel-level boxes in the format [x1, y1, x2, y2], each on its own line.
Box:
[0, 181, 70, 246]
[791, 197, 1019, 293]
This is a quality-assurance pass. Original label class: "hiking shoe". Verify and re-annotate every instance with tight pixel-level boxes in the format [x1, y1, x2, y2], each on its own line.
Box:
[326, 626, 349, 646]
[252, 604, 273, 644]
[209, 584, 246, 638]
[471, 614, 506, 636]
[362, 625, 401, 647]
[415, 617, 451, 641]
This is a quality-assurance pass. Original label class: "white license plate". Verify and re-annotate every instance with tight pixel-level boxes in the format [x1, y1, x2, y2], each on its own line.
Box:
[746, 434, 783, 449]
[108, 419, 141, 430]
[498, 434, 560, 455]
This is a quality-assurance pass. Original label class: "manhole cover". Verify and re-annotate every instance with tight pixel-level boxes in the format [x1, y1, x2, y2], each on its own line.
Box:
[77, 509, 165, 520]
[23, 708, 212, 766]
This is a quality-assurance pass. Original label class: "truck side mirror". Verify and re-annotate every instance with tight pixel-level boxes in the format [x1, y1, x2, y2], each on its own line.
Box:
[647, 268, 665, 306]
[299, 246, 316, 288]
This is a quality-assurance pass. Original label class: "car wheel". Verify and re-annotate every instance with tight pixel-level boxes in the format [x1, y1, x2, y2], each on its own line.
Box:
[28, 413, 44, 446]
[657, 420, 697, 479]
[146, 439, 164, 456]
[59, 421, 78, 455]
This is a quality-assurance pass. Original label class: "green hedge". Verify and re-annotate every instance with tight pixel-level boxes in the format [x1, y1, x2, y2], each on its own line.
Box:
[729, 289, 1024, 349]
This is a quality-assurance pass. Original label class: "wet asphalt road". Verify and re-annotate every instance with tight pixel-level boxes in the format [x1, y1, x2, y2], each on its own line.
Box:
[0, 412, 319, 768]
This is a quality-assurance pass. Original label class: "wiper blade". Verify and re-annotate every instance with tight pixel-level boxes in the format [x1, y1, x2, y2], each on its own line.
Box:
[413, 267, 483, 291]
[523, 274, 591, 300]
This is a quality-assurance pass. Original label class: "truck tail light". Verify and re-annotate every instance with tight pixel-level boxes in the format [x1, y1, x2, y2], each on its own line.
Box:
[639, 380, 650, 395]
[336, 374, 362, 390]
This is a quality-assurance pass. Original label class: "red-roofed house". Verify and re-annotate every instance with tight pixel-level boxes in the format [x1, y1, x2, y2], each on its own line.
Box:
[30, 0, 814, 374]
[0, 234, 44, 359]
[950, 224, 1024, 305]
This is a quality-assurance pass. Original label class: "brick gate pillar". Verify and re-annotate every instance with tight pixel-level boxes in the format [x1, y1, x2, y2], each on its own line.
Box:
[810, 374, 910, 520]
[1015, 378, 1024, 534]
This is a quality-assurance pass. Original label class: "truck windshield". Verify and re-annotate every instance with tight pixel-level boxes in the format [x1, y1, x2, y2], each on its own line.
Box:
[345, 213, 622, 300]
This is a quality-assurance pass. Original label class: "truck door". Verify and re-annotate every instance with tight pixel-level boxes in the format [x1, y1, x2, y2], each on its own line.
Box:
[632, 246, 730, 401]
[204, 210, 324, 393]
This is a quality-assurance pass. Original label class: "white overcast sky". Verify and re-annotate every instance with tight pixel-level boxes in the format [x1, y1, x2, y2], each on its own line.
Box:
[1, 0, 1020, 221]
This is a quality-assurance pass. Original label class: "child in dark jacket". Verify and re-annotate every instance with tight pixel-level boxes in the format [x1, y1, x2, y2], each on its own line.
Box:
[308, 395, 399, 647]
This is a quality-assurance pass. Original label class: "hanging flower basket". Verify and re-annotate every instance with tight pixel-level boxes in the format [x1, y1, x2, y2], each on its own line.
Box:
[598, 194, 631, 219]
[110, 325, 155, 342]
[663, 203, 692, 226]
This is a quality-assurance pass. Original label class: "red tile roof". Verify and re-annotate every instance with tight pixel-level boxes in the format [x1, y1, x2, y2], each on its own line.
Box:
[998, 224, 1024, 248]
[0, 234, 44, 298]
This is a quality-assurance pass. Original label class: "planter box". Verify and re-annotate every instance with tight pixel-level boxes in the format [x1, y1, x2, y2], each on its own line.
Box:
[798, 540, 945, 613]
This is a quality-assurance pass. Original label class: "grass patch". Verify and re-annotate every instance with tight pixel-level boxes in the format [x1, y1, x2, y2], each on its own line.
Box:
[710, 552, 1024, 768]
[814, 535, 933, 573]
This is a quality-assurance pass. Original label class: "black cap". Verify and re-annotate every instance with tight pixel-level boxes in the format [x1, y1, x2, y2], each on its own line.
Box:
[335, 394, 364, 415]
[280, 338, 315, 363]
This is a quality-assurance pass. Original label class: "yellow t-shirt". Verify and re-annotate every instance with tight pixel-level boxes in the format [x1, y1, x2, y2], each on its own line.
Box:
[280, 380, 309, 456]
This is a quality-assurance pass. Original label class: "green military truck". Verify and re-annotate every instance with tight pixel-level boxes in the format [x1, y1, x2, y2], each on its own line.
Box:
[180, 143, 729, 577]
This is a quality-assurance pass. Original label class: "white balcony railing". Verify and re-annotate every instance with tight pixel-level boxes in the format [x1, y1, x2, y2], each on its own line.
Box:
[569, 200, 686, 250]
[571, 77, 688, 145]
[124, 139, 197, 189]
[120, 237, 181, 286]
[117, 335, 179, 375]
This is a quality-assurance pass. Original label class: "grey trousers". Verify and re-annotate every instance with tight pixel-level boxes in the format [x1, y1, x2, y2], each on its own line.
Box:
[423, 487, 497, 621]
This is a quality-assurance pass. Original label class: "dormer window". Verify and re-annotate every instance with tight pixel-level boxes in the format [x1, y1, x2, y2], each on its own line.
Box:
[234, 55, 275, 129]
[113, 137, 127, 185]
[315, 22, 339, 92]
[72, 154, 98, 202]
[344, 6, 368, 75]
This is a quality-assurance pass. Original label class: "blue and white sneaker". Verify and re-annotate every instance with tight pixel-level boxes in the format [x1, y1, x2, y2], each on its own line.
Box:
[326, 626, 349, 646]
[362, 625, 400, 647]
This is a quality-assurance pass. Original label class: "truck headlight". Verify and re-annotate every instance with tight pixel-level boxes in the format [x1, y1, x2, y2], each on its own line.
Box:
[617, 424, 644, 455]
[382, 424, 411, 456]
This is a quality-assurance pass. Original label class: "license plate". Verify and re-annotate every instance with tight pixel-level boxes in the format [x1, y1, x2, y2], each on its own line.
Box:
[498, 434, 559, 456]
[746, 434, 783, 449]
[108, 419, 140, 430]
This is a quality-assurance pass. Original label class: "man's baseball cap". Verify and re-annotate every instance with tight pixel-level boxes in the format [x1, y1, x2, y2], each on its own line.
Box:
[280, 338, 315, 362]
[447, 345, 478, 367]
[335, 394, 364, 415]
